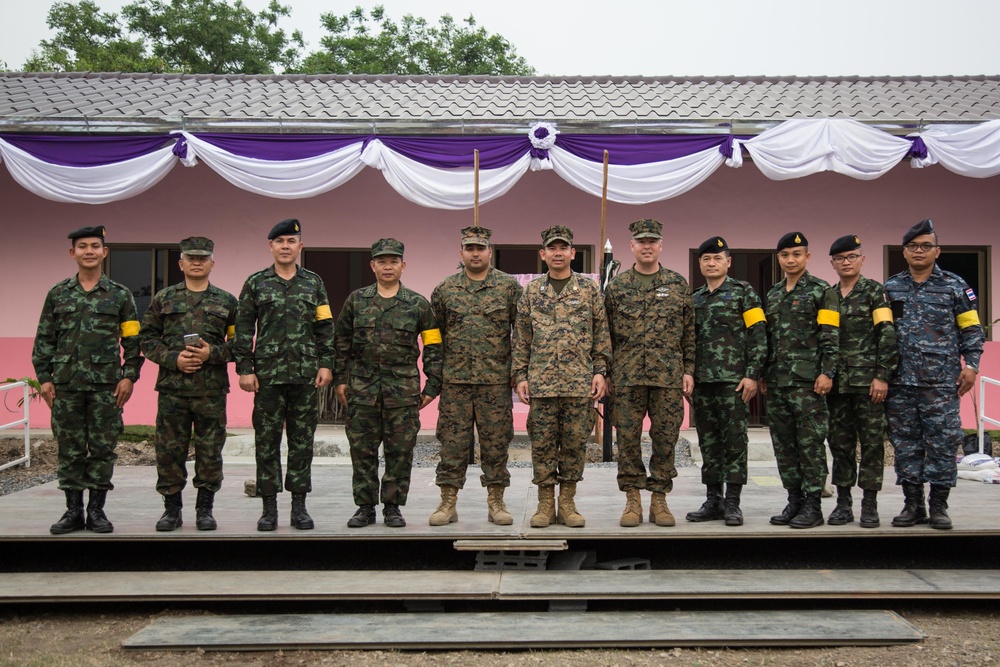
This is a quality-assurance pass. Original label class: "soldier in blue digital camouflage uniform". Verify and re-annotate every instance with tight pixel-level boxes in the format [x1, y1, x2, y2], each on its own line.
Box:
[761, 232, 839, 529]
[688, 236, 767, 527]
[826, 235, 898, 528]
[140, 237, 238, 532]
[885, 219, 984, 530]
[234, 219, 336, 532]
[33, 225, 142, 535]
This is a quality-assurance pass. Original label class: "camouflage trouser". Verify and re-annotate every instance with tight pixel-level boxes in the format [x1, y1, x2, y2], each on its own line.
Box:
[154, 392, 227, 496]
[346, 396, 420, 506]
[435, 382, 513, 489]
[51, 387, 122, 491]
[253, 383, 317, 495]
[828, 390, 885, 491]
[527, 396, 594, 486]
[613, 385, 682, 493]
[692, 382, 748, 485]
[886, 385, 960, 488]
[766, 385, 829, 494]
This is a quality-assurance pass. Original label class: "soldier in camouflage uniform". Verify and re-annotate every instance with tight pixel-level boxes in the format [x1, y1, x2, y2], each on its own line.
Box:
[605, 219, 694, 528]
[826, 235, 898, 528]
[234, 219, 335, 532]
[428, 226, 522, 527]
[885, 219, 984, 530]
[33, 225, 142, 535]
[687, 236, 767, 527]
[512, 225, 612, 529]
[140, 237, 238, 532]
[334, 238, 443, 529]
[761, 232, 839, 529]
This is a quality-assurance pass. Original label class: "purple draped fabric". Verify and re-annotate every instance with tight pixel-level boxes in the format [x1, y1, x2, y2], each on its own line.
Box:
[555, 134, 732, 165]
[375, 136, 532, 169]
[0, 134, 174, 167]
[189, 133, 365, 160]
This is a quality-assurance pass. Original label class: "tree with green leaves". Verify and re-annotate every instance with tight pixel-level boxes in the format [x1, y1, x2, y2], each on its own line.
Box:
[296, 5, 535, 76]
[23, 0, 303, 74]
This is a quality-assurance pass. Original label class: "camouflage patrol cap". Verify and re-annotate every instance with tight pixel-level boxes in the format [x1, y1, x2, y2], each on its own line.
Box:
[179, 236, 214, 256]
[903, 218, 935, 245]
[268, 218, 301, 239]
[629, 218, 663, 239]
[776, 231, 808, 251]
[829, 235, 861, 256]
[68, 225, 106, 242]
[697, 236, 729, 257]
[541, 225, 573, 246]
[461, 226, 492, 246]
[372, 238, 404, 257]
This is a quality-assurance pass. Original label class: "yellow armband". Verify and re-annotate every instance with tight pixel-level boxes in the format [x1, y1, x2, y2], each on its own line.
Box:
[957, 310, 981, 329]
[120, 320, 140, 337]
[421, 328, 442, 345]
[742, 307, 766, 328]
[872, 307, 893, 325]
[816, 309, 840, 327]
[226, 325, 236, 340]
[315, 305, 333, 321]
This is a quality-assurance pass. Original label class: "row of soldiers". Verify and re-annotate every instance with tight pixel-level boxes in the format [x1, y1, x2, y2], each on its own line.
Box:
[32, 216, 983, 534]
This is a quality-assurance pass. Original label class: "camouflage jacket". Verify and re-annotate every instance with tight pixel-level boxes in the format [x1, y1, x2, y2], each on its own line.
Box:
[763, 271, 840, 387]
[140, 283, 238, 396]
[333, 284, 443, 408]
[234, 265, 335, 384]
[885, 264, 984, 388]
[32, 273, 142, 388]
[512, 273, 611, 398]
[431, 268, 522, 385]
[604, 266, 694, 389]
[693, 276, 767, 384]
[831, 275, 899, 393]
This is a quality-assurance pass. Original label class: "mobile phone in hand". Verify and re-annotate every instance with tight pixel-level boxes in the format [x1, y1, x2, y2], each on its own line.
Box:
[183, 333, 202, 347]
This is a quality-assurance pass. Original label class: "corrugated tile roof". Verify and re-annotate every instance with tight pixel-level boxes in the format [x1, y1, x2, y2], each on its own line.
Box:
[1, 72, 998, 134]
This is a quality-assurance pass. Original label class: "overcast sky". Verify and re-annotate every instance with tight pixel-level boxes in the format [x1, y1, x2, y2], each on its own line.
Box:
[2, 0, 999, 77]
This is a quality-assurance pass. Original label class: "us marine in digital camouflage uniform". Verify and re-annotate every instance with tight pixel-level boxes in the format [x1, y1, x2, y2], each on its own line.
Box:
[33, 225, 142, 535]
[826, 234, 898, 529]
[140, 236, 238, 532]
[234, 219, 335, 532]
[761, 231, 839, 529]
[512, 225, 612, 529]
[605, 218, 694, 528]
[334, 238, 443, 529]
[428, 226, 522, 527]
[687, 236, 767, 527]
[885, 219, 984, 530]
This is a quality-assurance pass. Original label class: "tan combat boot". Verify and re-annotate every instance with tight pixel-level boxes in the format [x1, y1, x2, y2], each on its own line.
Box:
[649, 491, 676, 527]
[619, 488, 643, 527]
[428, 486, 459, 526]
[556, 482, 586, 528]
[530, 485, 556, 528]
[487, 485, 513, 525]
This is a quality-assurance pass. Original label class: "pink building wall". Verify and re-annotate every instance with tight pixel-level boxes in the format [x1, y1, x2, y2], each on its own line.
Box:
[2, 159, 997, 430]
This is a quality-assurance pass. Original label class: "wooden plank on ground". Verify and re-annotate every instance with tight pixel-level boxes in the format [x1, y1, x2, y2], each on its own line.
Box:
[452, 539, 567, 551]
[122, 610, 924, 650]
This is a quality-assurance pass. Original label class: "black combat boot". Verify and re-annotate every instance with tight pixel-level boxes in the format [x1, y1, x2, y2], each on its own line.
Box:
[86, 489, 114, 533]
[257, 494, 278, 532]
[826, 486, 854, 525]
[347, 504, 376, 528]
[859, 489, 880, 528]
[383, 502, 406, 528]
[928, 485, 953, 530]
[685, 483, 725, 522]
[50, 489, 85, 535]
[290, 492, 315, 530]
[195, 488, 217, 531]
[723, 483, 744, 526]
[769, 489, 804, 525]
[790, 491, 824, 529]
[892, 482, 928, 527]
[155, 492, 183, 531]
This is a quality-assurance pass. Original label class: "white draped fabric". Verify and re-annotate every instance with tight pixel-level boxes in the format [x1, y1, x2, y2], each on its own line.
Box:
[0, 137, 176, 204]
[911, 120, 1000, 178]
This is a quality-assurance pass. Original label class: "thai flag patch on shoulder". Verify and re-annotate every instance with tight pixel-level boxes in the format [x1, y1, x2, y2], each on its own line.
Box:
[966, 287, 977, 302]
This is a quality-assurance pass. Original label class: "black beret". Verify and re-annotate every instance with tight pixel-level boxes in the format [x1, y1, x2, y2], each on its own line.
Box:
[268, 218, 301, 239]
[776, 231, 808, 252]
[697, 236, 729, 257]
[829, 235, 861, 256]
[903, 218, 934, 245]
[68, 225, 106, 242]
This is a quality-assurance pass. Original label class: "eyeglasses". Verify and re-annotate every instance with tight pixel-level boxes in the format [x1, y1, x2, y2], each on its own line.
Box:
[904, 243, 938, 252]
[832, 254, 862, 264]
